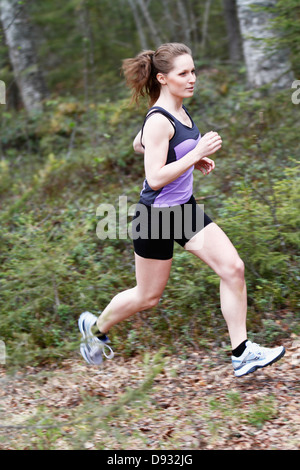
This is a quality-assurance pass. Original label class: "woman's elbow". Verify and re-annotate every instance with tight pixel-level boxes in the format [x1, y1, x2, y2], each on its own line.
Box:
[147, 177, 161, 191]
[133, 141, 144, 154]
[133, 131, 144, 154]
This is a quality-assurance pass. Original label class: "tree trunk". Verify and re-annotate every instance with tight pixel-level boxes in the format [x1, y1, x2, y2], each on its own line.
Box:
[176, 0, 191, 45]
[236, 0, 294, 89]
[0, 0, 47, 114]
[135, 0, 162, 48]
[161, 0, 176, 42]
[201, 0, 212, 53]
[222, 0, 242, 63]
[127, 0, 148, 50]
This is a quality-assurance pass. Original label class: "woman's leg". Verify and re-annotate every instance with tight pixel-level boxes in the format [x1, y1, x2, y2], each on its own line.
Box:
[184, 222, 247, 350]
[97, 253, 172, 334]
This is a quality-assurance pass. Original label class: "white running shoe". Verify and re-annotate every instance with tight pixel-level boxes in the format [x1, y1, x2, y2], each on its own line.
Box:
[78, 311, 114, 365]
[232, 340, 285, 377]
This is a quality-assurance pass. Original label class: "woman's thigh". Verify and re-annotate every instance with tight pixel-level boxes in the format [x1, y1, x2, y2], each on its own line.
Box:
[135, 252, 172, 299]
[184, 222, 243, 278]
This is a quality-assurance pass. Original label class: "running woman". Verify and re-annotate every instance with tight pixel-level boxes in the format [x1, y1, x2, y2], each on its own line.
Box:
[78, 43, 285, 377]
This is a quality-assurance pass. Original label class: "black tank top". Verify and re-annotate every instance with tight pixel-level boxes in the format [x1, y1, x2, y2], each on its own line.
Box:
[139, 105, 201, 207]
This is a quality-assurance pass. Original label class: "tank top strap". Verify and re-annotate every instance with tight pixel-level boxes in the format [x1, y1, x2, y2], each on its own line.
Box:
[182, 104, 194, 125]
[140, 106, 176, 149]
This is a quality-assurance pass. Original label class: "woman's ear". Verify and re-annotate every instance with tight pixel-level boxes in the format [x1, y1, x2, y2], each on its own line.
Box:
[156, 72, 167, 85]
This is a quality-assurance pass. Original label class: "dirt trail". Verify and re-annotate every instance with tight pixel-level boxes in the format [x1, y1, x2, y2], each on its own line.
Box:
[0, 338, 299, 450]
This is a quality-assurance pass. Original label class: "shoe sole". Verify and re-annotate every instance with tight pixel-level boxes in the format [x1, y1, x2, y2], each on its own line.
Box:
[235, 346, 286, 377]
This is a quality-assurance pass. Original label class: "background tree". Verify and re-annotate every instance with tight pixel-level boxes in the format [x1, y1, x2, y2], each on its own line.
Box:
[127, 0, 148, 50]
[236, 0, 294, 90]
[0, 0, 47, 114]
[222, 0, 242, 63]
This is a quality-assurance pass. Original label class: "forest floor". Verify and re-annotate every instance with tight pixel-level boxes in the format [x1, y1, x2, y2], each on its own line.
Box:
[0, 336, 299, 451]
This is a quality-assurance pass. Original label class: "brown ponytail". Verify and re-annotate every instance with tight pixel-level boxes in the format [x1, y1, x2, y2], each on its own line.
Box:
[122, 43, 192, 107]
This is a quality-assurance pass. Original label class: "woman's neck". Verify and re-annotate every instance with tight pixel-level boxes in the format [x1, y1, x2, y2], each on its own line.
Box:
[153, 97, 183, 114]
[153, 86, 184, 113]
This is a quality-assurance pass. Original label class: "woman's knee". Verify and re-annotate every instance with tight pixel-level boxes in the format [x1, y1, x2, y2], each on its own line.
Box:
[144, 294, 161, 310]
[220, 256, 245, 282]
[235, 257, 245, 278]
[137, 291, 161, 310]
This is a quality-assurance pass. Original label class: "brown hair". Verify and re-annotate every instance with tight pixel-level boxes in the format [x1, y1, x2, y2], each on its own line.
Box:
[122, 43, 192, 106]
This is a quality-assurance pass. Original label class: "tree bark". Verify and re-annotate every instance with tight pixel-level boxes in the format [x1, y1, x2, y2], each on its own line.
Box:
[236, 0, 294, 89]
[222, 0, 242, 63]
[135, 0, 162, 48]
[161, 0, 176, 42]
[127, 0, 148, 50]
[0, 0, 47, 114]
[201, 0, 212, 53]
[176, 0, 191, 45]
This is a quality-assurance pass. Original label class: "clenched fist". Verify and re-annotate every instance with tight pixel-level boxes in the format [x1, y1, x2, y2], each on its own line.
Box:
[193, 131, 222, 161]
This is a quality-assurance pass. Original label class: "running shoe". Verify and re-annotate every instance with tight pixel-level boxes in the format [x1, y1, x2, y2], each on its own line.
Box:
[78, 311, 114, 365]
[232, 340, 285, 377]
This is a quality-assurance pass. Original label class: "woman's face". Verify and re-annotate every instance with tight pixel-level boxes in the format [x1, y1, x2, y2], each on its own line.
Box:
[158, 54, 196, 99]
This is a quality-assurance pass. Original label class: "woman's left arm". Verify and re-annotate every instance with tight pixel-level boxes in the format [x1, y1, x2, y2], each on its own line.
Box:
[133, 130, 145, 154]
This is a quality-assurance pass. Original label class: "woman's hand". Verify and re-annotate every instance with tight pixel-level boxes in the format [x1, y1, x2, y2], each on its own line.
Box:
[194, 157, 215, 175]
[192, 131, 222, 161]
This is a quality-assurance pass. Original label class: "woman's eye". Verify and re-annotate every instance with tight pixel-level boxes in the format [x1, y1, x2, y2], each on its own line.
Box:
[179, 70, 196, 76]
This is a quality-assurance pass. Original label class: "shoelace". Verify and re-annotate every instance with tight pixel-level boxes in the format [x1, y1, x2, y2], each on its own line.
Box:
[101, 341, 114, 359]
[247, 341, 264, 358]
[89, 336, 114, 360]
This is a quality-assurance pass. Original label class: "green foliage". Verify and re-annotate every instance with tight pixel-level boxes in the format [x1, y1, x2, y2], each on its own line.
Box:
[219, 163, 299, 309]
[265, 0, 300, 76]
[206, 391, 278, 434]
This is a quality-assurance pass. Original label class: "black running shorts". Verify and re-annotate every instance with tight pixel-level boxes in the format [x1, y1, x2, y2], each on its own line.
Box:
[132, 195, 213, 260]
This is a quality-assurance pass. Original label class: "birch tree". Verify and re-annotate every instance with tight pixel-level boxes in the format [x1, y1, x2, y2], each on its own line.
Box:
[236, 0, 294, 89]
[0, 0, 47, 114]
